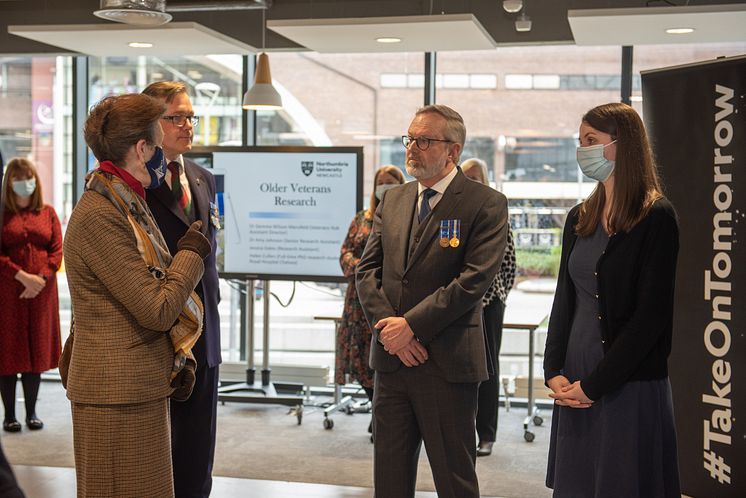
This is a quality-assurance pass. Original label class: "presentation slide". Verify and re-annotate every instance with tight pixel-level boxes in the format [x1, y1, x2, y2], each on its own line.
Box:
[188, 146, 362, 281]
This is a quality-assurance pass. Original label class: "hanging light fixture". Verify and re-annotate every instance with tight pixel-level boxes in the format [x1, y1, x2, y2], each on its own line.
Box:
[243, 8, 282, 110]
[94, 0, 172, 26]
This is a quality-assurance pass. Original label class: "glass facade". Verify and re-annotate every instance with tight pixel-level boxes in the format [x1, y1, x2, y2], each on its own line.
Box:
[89, 55, 244, 147]
[2, 42, 744, 368]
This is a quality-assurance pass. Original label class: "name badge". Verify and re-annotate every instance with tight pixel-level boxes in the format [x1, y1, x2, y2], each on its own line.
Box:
[439, 219, 461, 248]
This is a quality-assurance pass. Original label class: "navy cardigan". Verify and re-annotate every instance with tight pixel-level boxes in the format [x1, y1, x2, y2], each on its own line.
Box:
[543, 198, 679, 401]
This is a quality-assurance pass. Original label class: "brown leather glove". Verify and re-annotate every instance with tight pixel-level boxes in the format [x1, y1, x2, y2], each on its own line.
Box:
[170, 358, 196, 402]
[177, 221, 211, 259]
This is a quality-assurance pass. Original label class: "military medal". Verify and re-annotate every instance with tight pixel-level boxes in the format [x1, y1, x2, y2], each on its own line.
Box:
[449, 219, 460, 247]
[439, 220, 450, 247]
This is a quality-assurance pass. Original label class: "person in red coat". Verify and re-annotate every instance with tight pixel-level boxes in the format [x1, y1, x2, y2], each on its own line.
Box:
[0, 157, 62, 432]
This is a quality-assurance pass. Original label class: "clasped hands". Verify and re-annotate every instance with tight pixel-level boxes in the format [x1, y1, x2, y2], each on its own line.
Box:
[15, 270, 46, 299]
[375, 316, 428, 367]
[547, 375, 593, 408]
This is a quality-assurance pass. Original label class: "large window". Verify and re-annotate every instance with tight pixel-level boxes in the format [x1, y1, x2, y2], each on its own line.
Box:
[256, 52, 424, 203]
[9, 42, 744, 372]
[435, 46, 621, 281]
[0, 56, 73, 220]
[631, 42, 746, 117]
[89, 55, 244, 147]
[0, 56, 73, 343]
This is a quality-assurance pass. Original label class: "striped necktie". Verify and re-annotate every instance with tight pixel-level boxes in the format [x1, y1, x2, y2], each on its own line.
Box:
[168, 161, 190, 215]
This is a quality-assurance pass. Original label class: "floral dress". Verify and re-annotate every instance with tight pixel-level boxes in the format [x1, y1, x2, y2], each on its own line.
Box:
[335, 209, 374, 388]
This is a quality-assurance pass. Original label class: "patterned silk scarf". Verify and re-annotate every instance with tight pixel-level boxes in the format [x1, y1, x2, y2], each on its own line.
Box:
[86, 169, 203, 380]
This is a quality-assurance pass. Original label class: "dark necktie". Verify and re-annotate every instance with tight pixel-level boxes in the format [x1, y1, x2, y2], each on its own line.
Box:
[419, 188, 437, 222]
[168, 161, 190, 215]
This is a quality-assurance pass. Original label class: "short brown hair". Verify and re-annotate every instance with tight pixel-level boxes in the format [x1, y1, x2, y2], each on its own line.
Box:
[84, 94, 165, 165]
[142, 81, 189, 103]
[3, 157, 44, 212]
[576, 102, 663, 236]
[415, 104, 466, 162]
[368, 165, 405, 216]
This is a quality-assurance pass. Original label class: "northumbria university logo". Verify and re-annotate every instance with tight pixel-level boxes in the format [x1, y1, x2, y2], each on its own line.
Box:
[301, 161, 314, 176]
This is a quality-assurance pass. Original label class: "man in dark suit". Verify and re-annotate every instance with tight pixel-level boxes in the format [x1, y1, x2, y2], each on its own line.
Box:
[142, 82, 221, 498]
[356, 105, 508, 498]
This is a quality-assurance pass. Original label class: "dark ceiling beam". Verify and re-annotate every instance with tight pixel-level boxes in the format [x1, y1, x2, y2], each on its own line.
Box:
[1, 0, 745, 54]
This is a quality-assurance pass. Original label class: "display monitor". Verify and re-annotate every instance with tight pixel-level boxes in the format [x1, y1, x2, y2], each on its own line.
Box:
[187, 146, 363, 282]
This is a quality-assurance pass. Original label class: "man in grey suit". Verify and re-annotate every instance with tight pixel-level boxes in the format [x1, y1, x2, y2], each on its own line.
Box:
[356, 104, 508, 498]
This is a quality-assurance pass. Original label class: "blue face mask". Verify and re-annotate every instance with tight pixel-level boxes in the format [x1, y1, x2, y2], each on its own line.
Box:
[576, 140, 617, 182]
[12, 178, 36, 197]
[145, 145, 167, 189]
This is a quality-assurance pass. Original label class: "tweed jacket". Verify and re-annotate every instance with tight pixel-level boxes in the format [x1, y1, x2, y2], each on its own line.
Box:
[63, 186, 204, 405]
[356, 171, 508, 383]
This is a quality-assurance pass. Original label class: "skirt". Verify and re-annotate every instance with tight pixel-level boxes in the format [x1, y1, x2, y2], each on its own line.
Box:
[71, 398, 173, 498]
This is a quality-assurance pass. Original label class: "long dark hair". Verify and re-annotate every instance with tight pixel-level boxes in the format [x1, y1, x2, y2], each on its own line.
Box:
[576, 102, 663, 236]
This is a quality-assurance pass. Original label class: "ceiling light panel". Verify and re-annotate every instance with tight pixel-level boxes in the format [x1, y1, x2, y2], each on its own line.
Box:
[8, 22, 256, 56]
[268, 14, 496, 53]
[569, 5, 746, 45]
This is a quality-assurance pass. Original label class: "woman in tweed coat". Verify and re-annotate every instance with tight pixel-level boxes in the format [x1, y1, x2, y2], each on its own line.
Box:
[61, 94, 211, 498]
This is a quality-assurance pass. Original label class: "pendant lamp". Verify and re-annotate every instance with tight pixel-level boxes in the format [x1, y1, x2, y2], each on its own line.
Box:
[243, 9, 282, 110]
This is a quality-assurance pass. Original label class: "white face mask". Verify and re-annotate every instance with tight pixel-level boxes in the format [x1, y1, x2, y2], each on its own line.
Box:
[576, 140, 617, 182]
[375, 183, 398, 200]
[12, 178, 36, 197]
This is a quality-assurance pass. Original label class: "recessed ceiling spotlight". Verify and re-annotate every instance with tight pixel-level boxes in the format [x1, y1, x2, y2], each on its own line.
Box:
[665, 27, 695, 34]
[376, 37, 402, 43]
[503, 0, 523, 14]
[515, 12, 532, 32]
[128, 41, 153, 48]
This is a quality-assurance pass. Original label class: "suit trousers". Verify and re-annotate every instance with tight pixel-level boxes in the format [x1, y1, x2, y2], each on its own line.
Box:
[171, 363, 219, 498]
[476, 299, 506, 443]
[373, 364, 480, 498]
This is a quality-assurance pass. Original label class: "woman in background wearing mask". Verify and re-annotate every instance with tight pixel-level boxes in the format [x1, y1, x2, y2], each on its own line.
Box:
[337, 165, 404, 435]
[0, 158, 62, 433]
[544, 103, 681, 497]
[61, 93, 210, 498]
[460, 158, 516, 457]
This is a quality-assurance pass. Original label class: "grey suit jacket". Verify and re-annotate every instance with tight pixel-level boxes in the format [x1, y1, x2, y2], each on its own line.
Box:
[356, 170, 508, 383]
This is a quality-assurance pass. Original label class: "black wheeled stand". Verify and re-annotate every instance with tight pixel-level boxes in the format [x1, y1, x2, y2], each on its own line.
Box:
[218, 279, 306, 423]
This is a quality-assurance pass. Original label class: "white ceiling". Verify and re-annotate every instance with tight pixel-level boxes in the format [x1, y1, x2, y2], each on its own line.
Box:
[569, 4, 746, 46]
[267, 14, 497, 53]
[7, 22, 257, 56]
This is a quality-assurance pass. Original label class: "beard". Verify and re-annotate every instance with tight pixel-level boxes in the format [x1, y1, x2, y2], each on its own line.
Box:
[406, 155, 447, 181]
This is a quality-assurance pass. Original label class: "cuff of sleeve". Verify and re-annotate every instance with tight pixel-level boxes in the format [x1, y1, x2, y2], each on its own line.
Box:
[543, 369, 561, 387]
[2, 264, 23, 280]
[403, 313, 430, 345]
[580, 378, 600, 402]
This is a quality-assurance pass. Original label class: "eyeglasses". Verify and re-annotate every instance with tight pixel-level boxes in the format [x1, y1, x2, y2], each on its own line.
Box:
[162, 115, 199, 127]
[402, 135, 452, 151]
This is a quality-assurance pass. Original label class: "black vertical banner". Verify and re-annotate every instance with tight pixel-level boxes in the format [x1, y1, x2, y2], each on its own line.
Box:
[642, 55, 746, 498]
